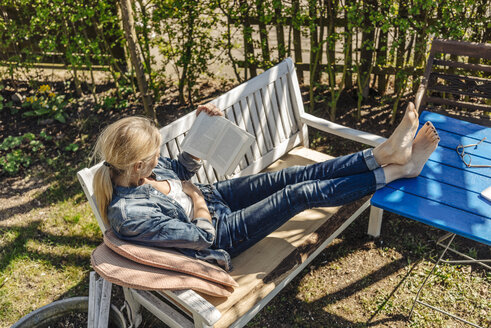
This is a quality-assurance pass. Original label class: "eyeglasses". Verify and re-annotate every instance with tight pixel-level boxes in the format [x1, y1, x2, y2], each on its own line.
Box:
[455, 137, 491, 168]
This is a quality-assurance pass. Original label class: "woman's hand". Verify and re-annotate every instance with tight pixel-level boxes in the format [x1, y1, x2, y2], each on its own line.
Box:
[196, 103, 223, 117]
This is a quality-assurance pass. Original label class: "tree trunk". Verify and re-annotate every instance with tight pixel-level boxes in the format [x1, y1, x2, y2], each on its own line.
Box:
[256, 0, 271, 64]
[359, 0, 376, 98]
[292, 0, 304, 83]
[241, 0, 256, 79]
[119, 0, 156, 125]
[394, 0, 408, 94]
[274, 2, 286, 60]
[344, 0, 353, 90]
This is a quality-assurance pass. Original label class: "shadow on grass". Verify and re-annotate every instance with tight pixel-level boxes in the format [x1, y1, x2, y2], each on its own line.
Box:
[248, 210, 489, 328]
[0, 219, 100, 273]
[0, 164, 87, 222]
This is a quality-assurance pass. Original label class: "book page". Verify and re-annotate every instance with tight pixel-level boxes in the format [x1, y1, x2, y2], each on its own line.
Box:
[211, 127, 244, 174]
[209, 123, 255, 176]
[181, 113, 227, 159]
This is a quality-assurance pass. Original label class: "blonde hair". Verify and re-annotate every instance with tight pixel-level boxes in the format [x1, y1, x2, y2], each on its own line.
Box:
[92, 116, 161, 226]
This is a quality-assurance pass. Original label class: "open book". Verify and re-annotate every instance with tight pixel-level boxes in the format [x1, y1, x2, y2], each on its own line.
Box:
[180, 113, 255, 176]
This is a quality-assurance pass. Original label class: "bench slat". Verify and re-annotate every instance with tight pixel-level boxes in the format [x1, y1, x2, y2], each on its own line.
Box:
[262, 85, 285, 144]
[232, 103, 256, 166]
[209, 58, 291, 111]
[253, 90, 275, 152]
[246, 94, 269, 156]
[239, 98, 262, 162]
[266, 82, 288, 141]
[274, 78, 294, 138]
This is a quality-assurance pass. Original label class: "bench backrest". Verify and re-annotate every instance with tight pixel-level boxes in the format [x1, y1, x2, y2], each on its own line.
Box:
[415, 38, 491, 121]
[77, 58, 307, 233]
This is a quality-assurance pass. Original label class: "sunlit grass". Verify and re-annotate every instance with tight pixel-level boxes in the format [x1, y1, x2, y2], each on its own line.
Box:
[0, 180, 101, 327]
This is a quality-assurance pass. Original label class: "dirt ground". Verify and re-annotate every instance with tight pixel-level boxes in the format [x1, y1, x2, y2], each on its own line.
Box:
[1, 77, 489, 327]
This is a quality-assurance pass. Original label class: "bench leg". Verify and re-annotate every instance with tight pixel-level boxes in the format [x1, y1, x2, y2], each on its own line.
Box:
[88, 272, 112, 328]
[368, 206, 384, 237]
[123, 287, 143, 328]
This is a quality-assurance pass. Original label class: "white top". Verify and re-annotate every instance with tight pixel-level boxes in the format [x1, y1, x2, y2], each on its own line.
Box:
[167, 179, 194, 218]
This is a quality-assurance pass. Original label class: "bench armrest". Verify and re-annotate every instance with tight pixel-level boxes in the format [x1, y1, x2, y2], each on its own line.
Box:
[300, 113, 386, 147]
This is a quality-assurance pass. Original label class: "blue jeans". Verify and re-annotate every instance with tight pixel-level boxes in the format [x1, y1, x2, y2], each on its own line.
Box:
[206, 149, 385, 257]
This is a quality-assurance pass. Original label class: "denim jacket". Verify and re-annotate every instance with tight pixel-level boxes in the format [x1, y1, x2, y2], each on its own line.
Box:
[107, 152, 232, 271]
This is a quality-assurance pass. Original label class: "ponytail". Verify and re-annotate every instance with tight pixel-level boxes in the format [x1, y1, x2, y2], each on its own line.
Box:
[91, 116, 161, 226]
[93, 164, 113, 227]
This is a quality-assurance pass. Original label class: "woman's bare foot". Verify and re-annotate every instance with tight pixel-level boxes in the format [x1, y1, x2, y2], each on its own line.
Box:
[373, 102, 419, 166]
[413, 121, 437, 145]
[383, 125, 439, 183]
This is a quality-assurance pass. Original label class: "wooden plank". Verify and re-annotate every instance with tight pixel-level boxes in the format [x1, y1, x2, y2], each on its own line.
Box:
[425, 96, 491, 112]
[160, 143, 171, 158]
[431, 38, 491, 60]
[203, 161, 219, 184]
[279, 74, 300, 133]
[158, 289, 222, 326]
[253, 90, 275, 151]
[232, 103, 256, 166]
[285, 61, 309, 146]
[420, 111, 491, 138]
[266, 82, 288, 141]
[97, 279, 112, 328]
[94, 277, 103, 328]
[427, 72, 491, 99]
[238, 99, 262, 162]
[130, 290, 195, 328]
[429, 83, 491, 100]
[260, 86, 283, 146]
[246, 93, 269, 156]
[274, 78, 295, 137]
[301, 113, 386, 147]
[368, 206, 384, 237]
[419, 158, 491, 192]
[88, 272, 97, 328]
[386, 175, 490, 219]
[371, 188, 491, 246]
[77, 165, 107, 233]
[433, 132, 491, 161]
[167, 139, 180, 159]
[433, 59, 491, 73]
[424, 147, 491, 179]
[209, 59, 291, 111]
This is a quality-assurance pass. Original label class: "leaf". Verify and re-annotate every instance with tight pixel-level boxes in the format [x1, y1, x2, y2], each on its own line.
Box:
[54, 113, 66, 123]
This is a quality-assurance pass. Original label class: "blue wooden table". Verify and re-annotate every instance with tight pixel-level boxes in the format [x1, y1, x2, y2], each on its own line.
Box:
[371, 111, 491, 245]
[370, 111, 490, 327]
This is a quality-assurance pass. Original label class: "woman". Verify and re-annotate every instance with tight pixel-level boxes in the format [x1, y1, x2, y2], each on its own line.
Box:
[92, 103, 439, 271]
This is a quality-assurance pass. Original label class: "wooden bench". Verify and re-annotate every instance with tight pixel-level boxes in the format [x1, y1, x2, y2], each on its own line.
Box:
[368, 38, 491, 238]
[78, 58, 387, 328]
